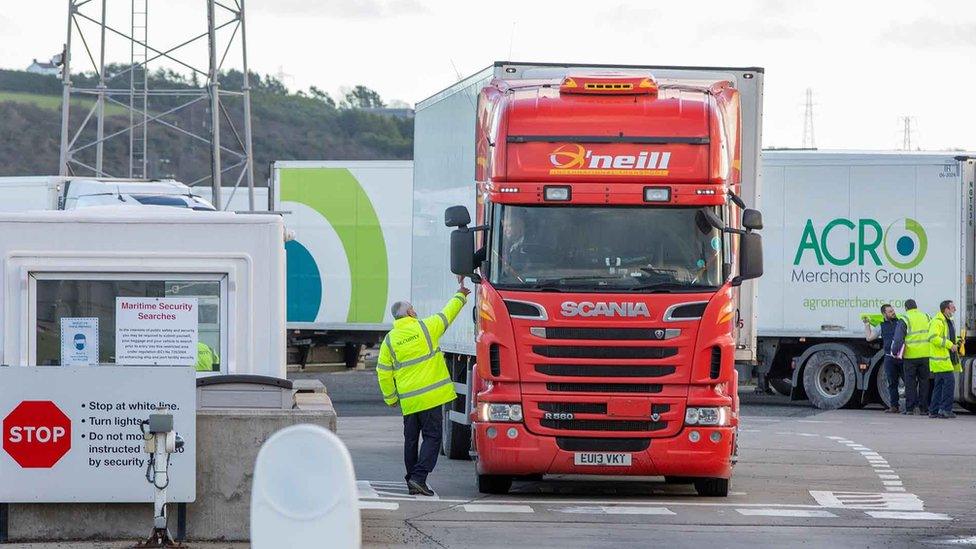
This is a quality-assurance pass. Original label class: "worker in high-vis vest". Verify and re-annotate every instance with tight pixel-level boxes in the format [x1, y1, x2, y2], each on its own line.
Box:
[377, 279, 470, 496]
[927, 300, 959, 419]
[900, 299, 931, 415]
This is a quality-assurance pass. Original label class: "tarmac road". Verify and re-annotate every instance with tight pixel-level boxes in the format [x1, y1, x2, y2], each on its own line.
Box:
[323, 371, 976, 549]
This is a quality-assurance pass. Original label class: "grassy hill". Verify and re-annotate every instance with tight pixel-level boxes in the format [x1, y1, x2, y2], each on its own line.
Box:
[0, 69, 413, 183]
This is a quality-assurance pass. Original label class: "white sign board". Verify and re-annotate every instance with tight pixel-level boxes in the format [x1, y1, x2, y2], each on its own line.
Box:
[116, 297, 198, 365]
[60, 317, 99, 366]
[0, 366, 196, 503]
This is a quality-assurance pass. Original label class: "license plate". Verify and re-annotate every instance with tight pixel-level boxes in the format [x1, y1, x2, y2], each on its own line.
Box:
[573, 452, 632, 466]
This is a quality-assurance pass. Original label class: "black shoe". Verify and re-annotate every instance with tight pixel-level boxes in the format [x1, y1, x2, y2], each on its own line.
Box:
[929, 413, 940, 418]
[900, 409, 909, 415]
[407, 479, 435, 497]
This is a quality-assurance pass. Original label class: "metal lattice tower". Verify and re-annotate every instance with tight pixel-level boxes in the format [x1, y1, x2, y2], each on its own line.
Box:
[57, 0, 256, 210]
[802, 87, 816, 149]
[900, 116, 916, 150]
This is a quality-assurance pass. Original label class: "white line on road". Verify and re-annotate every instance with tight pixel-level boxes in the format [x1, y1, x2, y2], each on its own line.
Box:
[360, 501, 399, 510]
[736, 508, 838, 518]
[556, 506, 676, 515]
[866, 511, 952, 521]
[463, 504, 534, 513]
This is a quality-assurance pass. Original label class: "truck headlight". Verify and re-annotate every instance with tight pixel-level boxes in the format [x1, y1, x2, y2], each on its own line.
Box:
[478, 403, 523, 422]
[685, 406, 730, 426]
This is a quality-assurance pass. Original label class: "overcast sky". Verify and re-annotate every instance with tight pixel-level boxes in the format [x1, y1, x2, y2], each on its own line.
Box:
[3, 0, 975, 150]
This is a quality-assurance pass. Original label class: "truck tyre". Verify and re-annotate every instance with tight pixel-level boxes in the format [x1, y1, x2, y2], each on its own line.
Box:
[343, 343, 362, 369]
[694, 477, 729, 497]
[664, 476, 695, 484]
[478, 474, 512, 495]
[442, 402, 471, 460]
[877, 363, 904, 409]
[802, 350, 857, 410]
[768, 377, 793, 396]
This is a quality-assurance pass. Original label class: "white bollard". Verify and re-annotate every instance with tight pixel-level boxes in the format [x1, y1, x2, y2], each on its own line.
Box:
[251, 424, 360, 549]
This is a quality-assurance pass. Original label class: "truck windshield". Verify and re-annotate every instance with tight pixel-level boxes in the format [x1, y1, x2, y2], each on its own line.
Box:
[488, 205, 724, 292]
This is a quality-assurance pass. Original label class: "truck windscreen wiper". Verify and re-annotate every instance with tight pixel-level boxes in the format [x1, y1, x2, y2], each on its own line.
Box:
[627, 281, 716, 293]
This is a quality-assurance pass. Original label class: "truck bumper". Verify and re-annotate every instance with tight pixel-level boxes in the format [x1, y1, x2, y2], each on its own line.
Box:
[473, 422, 735, 479]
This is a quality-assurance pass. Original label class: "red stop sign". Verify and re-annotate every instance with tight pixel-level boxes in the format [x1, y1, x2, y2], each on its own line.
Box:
[3, 401, 72, 468]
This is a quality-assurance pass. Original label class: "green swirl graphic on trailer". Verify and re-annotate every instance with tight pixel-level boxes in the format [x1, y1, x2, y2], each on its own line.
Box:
[280, 168, 389, 324]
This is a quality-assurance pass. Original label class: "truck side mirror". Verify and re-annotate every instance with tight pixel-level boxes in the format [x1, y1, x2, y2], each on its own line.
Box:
[742, 209, 763, 231]
[450, 229, 476, 277]
[445, 205, 471, 228]
[732, 232, 763, 286]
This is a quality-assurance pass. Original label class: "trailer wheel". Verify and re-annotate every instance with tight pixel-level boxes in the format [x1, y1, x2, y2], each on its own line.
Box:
[768, 377, 793, 396]
[802, 350, 858, 410]
[478, 474, 512, 495]
[877, 362, 905, 409]
[442, 402, 471, 460]
[694, 477, 729, 497]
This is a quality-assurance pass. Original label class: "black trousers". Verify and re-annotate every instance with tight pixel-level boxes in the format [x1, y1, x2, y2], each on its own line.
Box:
[403, 406, 442, 484]
[903, 358, 930, 412]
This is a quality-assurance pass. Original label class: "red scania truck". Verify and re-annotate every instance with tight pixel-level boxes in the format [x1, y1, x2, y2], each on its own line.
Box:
[412, 62, 764, 497]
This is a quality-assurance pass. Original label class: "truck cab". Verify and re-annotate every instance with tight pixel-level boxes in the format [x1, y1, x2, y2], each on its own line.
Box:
[442, 67, 764, 496]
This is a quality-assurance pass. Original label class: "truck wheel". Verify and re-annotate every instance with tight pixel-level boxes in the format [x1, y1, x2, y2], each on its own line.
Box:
[694, 477, 729, 497]
[877, 364, 904, 409]
[768, 377, 793, 396]
[802, 350, 857, 410]
[664, 476, 695, 484]
[343, 343, 362, 369]
[478, 474, 512, 495]
[442, 403, 471, 460]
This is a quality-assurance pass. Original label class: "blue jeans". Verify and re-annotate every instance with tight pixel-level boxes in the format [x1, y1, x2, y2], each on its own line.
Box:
[883, 356, 902, 408]
[403, 406, 442, 483]
[929, 371, 955, 415]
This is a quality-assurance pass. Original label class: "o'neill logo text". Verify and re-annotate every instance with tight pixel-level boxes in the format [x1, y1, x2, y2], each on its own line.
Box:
[549, 144, 670, 176]
[561, 301, 651, 318]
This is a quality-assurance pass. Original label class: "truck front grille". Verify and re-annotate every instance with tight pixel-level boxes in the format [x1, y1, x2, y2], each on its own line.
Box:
[542, 327, 671, 341]
[538, 402, 607, 414]
[535, 364, 676, 378]
[556, 437, 651, 452]
[546, 383, 662, 393]
[540, 419, 666, 432]
[533, 346, 678, 359]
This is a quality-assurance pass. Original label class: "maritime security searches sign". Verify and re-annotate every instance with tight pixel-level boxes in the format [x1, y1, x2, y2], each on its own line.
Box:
[0, 367, 195, 502]
[116, 297, 198, 366]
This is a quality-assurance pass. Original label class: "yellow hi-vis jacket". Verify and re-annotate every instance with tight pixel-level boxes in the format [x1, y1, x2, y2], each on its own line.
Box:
[927, 311, 955, 374]
[902, 309, 931, 359]
[377, 292, 468, 415]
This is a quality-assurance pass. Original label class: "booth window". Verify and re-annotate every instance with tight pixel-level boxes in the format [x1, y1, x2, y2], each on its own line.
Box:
[33, 275, 224, 370]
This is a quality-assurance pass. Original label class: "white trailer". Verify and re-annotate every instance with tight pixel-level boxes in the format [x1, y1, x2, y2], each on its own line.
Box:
[266, 161, 414, 367]
[0, 207, 286, 377]
[755, 150, 976, 411]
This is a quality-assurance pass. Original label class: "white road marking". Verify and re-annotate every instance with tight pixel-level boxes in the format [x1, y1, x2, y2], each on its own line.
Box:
[357, 480, 380, 499]
[866, 511, 952, 521]
[874, 470, 895, 474]
[878, 474, 900, 480]
[882, 481, 903, 486]
[928, 535, 976, 545]
[737, 508, 837, 518]
[360, 501, 399, 510]
[886, 487, 907, 492]
[557, 506, 675, 515]
[463, 504, 534, 513]
[810, 491, 923, 511]
[825, 436, 846, 440]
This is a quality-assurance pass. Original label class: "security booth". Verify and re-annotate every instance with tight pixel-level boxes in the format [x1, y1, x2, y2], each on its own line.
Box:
[0, 207, 286, 376]
[0, 208, 334, 543]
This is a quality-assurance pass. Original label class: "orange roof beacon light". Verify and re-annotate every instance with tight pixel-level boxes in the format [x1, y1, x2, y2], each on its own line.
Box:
[559, 75, 658, 96]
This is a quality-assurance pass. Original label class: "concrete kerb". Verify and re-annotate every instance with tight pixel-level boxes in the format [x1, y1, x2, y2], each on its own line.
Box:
[7, 403, 338, 542]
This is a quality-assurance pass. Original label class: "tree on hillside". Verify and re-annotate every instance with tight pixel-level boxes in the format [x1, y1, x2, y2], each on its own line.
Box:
[309, 86, 336, 108]
[341, 85, 385, 109]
